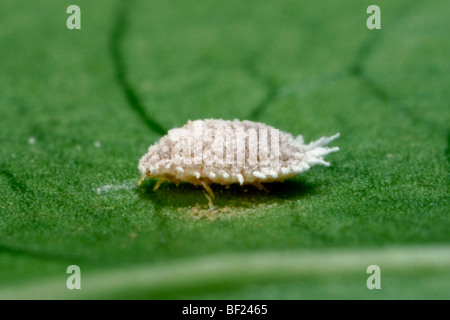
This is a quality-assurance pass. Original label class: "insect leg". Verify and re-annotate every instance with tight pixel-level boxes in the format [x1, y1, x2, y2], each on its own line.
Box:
[253, 181, 270, 193]
[203, 192, 214, 209]
[153, 178, 166, 191]
[200, 180, 215, 199]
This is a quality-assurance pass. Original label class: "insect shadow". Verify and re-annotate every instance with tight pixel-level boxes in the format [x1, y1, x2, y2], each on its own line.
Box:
[136, 179, 317, 209]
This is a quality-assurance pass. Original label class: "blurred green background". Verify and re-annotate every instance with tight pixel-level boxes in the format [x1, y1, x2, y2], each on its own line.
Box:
[0, 0, 448, 299]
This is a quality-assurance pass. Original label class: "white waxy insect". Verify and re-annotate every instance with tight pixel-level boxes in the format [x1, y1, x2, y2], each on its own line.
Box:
[138, 119, 339, 207]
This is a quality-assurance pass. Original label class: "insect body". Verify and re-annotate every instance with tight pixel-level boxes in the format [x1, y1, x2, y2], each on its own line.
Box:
[138, 119, 339, 206]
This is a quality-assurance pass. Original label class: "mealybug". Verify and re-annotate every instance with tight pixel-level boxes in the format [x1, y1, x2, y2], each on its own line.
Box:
[139, 119, 339, 207]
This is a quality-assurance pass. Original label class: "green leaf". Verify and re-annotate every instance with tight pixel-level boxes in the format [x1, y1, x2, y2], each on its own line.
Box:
[0, 0, 448, 299]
